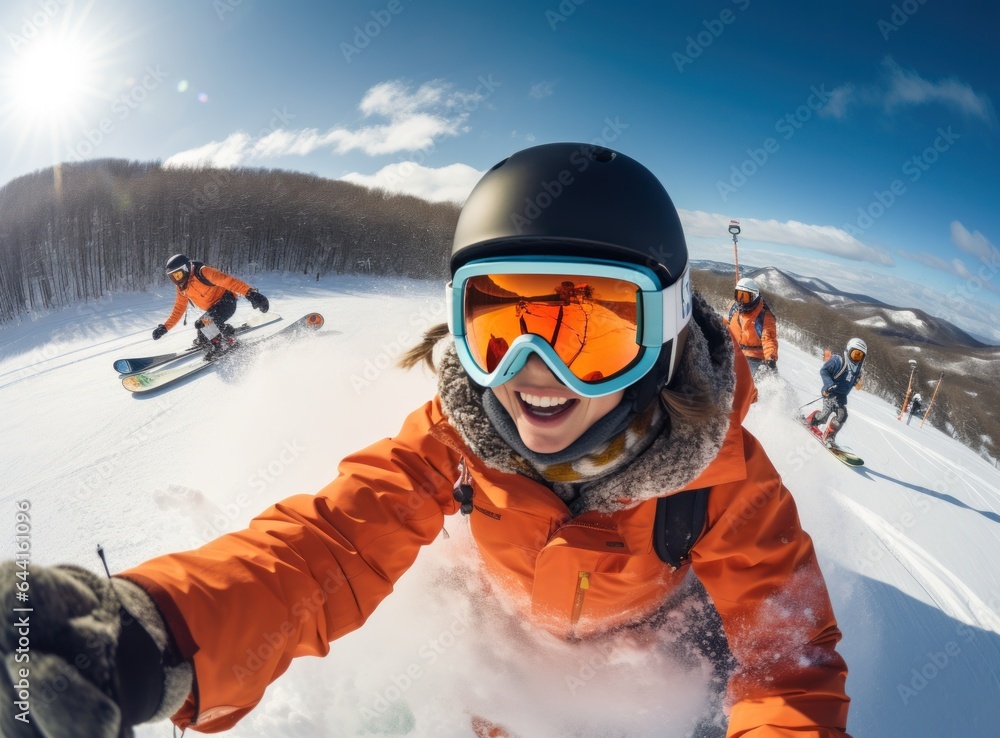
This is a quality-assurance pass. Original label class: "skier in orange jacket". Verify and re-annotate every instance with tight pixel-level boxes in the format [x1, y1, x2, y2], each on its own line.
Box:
[725, 277, 778, 377]
[153, 253, 270, 355]
[0, 144, 851, 737]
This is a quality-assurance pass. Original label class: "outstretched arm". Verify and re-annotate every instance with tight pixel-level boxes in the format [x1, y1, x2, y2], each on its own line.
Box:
[120, 399, 462, 732]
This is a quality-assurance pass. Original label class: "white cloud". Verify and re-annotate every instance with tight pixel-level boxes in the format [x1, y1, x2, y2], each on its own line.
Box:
[163, 132, 253, 169]
[822, 57, 995, 123]
[898, 235, 1000, 299]
[951, 220, 998, 263]
[340, 161, 483, 203]
[679, 209, 895, 266]
[164, 80, 480, 169]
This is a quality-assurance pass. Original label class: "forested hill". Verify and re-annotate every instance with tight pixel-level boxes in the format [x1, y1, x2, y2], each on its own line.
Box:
[0, 159, 460, 322]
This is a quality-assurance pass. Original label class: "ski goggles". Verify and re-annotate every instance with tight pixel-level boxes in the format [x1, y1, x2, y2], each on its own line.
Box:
[734, 288, 756, 304]
[849, 348, 866, 362]
[167, 267, 189, 283]
[448, 257, 692, 397]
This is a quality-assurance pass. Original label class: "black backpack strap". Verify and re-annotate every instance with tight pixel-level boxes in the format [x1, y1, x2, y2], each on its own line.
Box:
[192, 261, 214, 287]
[653, 488, 710, 570]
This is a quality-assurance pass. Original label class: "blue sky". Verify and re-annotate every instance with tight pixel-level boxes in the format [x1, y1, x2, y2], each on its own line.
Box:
[2, 0, 998, 339]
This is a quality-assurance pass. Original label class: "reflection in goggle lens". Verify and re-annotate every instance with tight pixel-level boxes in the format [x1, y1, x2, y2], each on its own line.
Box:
[464, 272, 643, 383]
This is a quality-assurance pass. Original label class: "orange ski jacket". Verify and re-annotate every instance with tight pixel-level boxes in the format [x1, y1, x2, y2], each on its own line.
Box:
[121, 349, 849, 737]
[163, 266, 252, 330]
[726, 299, 778, 362]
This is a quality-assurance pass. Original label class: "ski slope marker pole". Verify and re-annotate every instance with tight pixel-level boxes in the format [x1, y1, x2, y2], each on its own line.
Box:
[729, 220, 741, 283]
[919, 372, 944, 429]
[897, 359, 918, 421]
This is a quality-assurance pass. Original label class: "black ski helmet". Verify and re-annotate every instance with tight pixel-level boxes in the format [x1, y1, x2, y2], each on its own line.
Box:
[451, 142, 688, 286]
[165, 253, 192, 286]
[450, 142, 692, 402]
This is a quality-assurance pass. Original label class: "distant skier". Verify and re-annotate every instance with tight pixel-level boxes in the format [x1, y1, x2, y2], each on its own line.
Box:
[725, 277, 778, 377]
[907, 392, 923, 424]
[808, 337, 867, 445]
[152, 254, 270, 356]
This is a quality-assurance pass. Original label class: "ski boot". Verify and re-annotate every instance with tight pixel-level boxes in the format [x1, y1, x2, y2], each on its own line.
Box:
[203, 333, 238, 361]
[821, 420, 841, 448]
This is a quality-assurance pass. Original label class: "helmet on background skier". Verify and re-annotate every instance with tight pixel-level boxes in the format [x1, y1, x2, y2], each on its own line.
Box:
[734, 277, 761, 312]
[845, 337, 867, 364]
[165, 254, 192, 287]
[448, 142, 692, 402]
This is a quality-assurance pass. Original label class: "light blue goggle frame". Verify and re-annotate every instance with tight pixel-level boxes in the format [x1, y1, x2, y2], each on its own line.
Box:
[448, 256, 693, 398]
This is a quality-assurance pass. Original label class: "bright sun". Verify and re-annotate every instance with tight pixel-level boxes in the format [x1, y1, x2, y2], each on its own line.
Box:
[10, 37, 95, 125]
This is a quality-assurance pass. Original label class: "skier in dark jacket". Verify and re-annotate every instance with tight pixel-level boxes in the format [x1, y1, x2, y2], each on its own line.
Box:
[807, 337, 867, 445]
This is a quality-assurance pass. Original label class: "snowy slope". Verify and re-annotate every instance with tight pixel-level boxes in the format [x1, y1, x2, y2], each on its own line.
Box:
[2, 275, 999, 737]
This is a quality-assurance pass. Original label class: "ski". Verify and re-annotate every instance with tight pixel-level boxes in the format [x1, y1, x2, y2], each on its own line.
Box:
[114, 312, 282, 375]
[798, 413, 864, 467]
[122, 313, 324, 394]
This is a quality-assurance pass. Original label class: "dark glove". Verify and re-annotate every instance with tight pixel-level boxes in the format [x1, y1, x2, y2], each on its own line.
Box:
[151, 324, 168, 341]
[246, 289, 269, 313]
[0, 562, 191, 737]
[762, 359, 777, 371]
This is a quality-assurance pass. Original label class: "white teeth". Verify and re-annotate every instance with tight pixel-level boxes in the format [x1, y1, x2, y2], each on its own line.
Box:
[518, 393, 569, 408]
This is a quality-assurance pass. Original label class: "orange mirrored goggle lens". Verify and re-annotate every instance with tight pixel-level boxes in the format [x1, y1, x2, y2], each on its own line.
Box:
[735, 289, 755, 304]
[849, 349, 866, 362]
[464, 273, 643, 383]
[168, 269, 186, 283]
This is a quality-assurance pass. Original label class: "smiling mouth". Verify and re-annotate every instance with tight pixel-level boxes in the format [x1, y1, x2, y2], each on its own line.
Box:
[517, 391, 577, 418]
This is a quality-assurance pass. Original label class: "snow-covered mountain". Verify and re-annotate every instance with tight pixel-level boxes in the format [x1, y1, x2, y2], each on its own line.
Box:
[745, 265, 991, 350]
[2, 274, 999, 737]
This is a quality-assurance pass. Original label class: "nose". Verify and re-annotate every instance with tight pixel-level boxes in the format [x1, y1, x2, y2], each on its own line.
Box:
[515, 354, 564, 385]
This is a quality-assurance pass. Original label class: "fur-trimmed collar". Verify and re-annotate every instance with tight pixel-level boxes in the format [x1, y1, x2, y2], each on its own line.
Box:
[437, 292, 736, 514]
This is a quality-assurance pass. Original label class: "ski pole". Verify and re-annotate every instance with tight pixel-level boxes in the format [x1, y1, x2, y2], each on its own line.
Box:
[797, 396, 824, 411]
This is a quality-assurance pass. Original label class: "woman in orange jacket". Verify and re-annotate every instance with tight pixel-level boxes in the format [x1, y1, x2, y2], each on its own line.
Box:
[725, 277, 778, 377]
[0, 144, 851, 737]
[153, 253, 270, 354]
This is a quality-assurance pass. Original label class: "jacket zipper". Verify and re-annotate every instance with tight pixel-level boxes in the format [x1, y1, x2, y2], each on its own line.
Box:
[571, 571, 591, 624]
